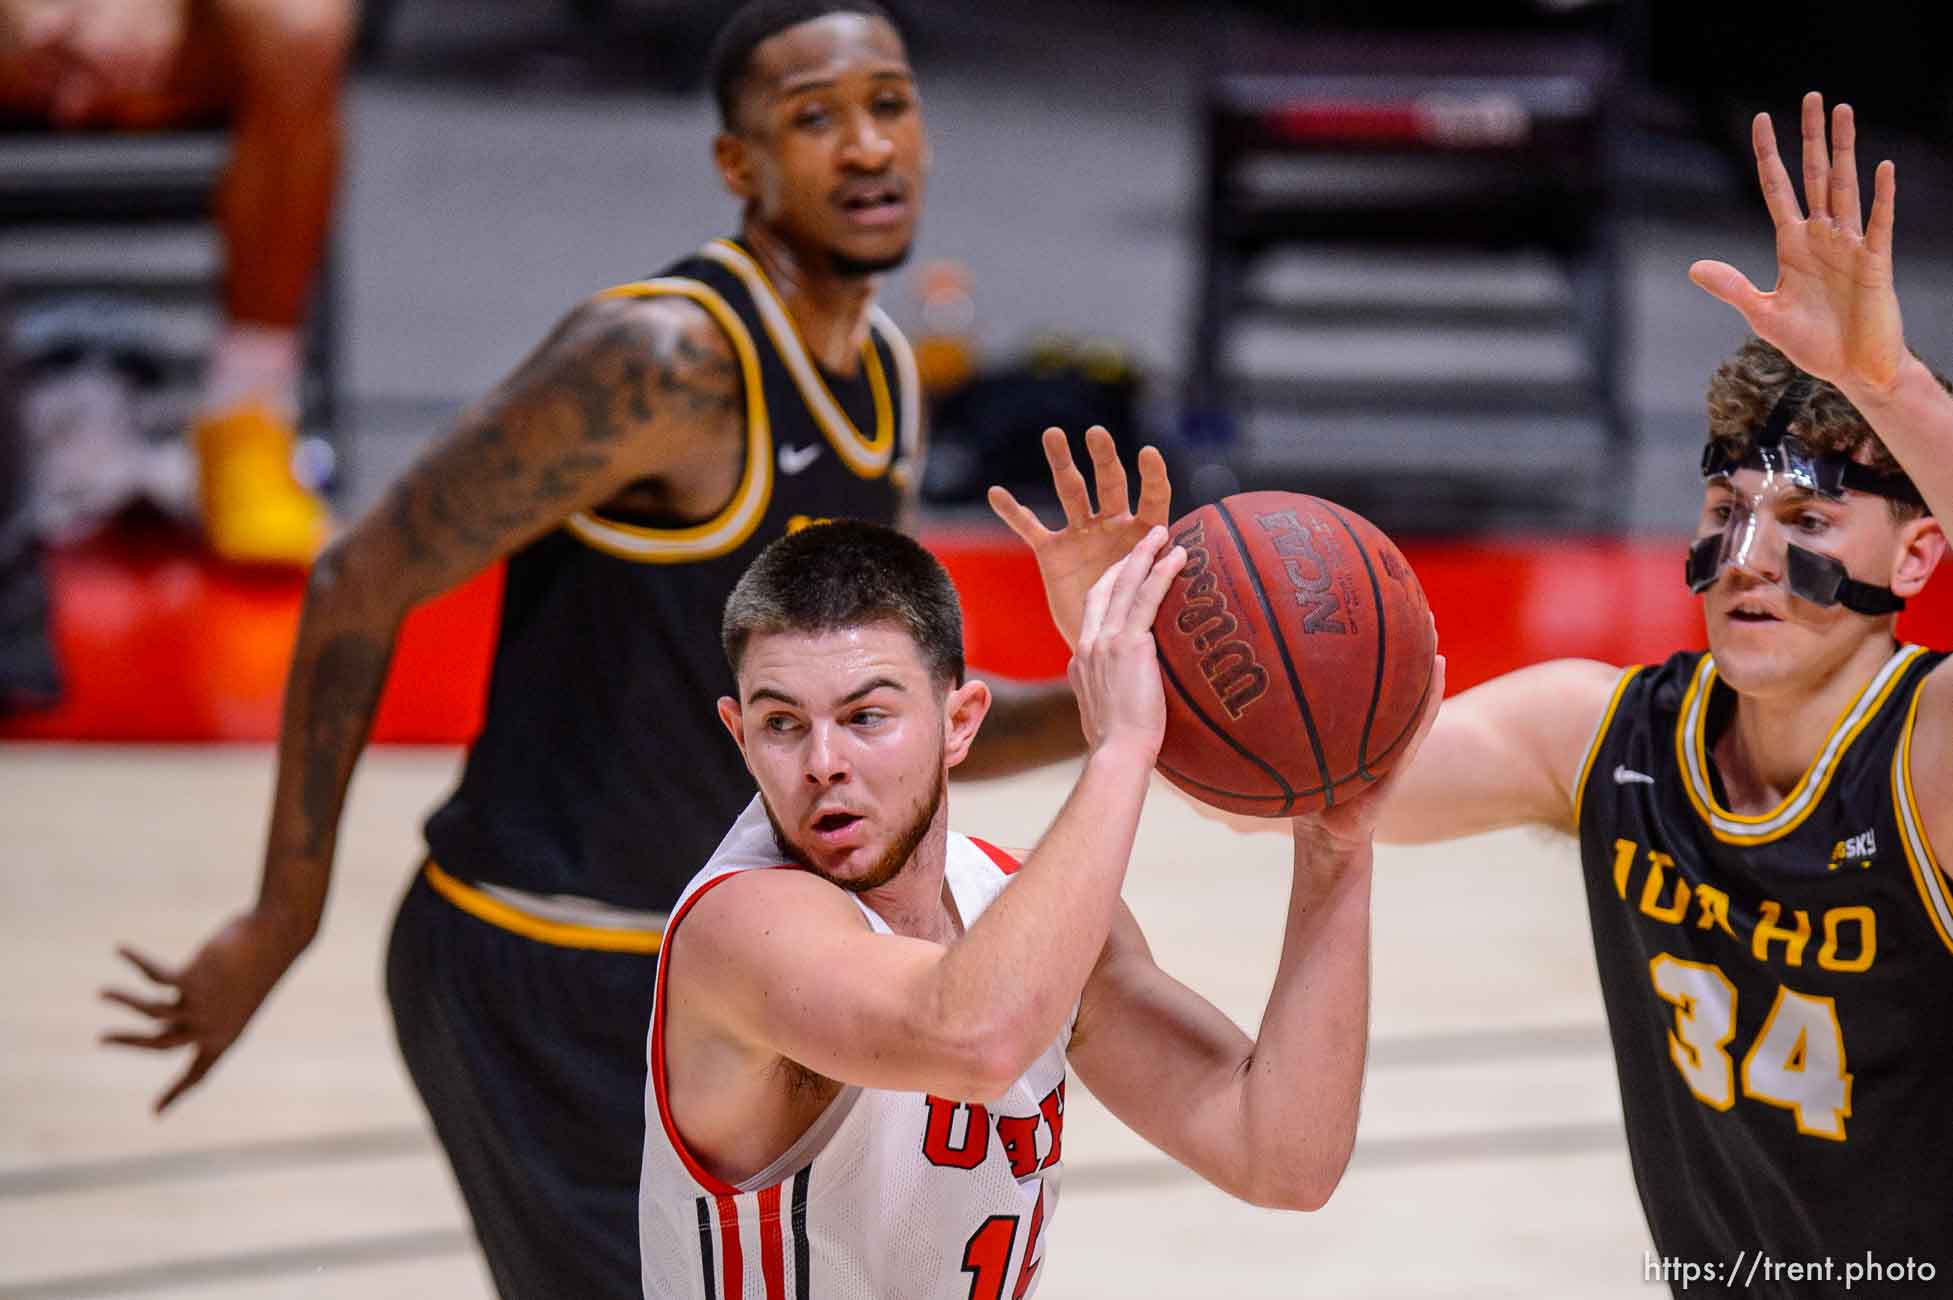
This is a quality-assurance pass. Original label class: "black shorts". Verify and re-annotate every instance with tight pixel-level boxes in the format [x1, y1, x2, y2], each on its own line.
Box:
[386, 866, 661, 1300]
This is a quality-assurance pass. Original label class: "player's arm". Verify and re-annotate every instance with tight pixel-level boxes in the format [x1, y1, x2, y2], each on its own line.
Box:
[1373, 658, 1623, 844]
[1069, 659, 1444, 1212]
[675, 532, 1185, 1100]
[673, 744, 1149, 1100]
[947, 425, 1172, 778]
[1691, 94, 1953, 522]
[99, 294, 743, 1109]
[1848, 358, 1953, 522]
[1904, 665, 1953, 884]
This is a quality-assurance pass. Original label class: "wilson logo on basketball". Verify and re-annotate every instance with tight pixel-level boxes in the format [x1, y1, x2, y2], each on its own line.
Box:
[1255, 509, 1352, 634]
[1169, 518, 1269, 719]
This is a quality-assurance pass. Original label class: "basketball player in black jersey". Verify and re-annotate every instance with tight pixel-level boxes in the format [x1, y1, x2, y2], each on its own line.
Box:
[96, 4, 1104, 1296]
[1004, 95, 1953, 1296]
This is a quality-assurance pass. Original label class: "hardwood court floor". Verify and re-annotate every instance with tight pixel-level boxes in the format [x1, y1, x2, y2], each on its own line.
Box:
[2, 745, 1650, 1299]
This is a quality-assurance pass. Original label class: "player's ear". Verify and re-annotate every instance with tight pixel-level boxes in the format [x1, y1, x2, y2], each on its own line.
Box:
[714, 130, 756, 202]
[1891, 513, 1945, 599]
[942, 679, 991, 769]
[717, 696, 750, 762]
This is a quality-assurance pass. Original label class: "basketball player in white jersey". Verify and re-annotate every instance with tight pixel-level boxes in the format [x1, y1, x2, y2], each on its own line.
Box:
[640, 519, 1444, 1299]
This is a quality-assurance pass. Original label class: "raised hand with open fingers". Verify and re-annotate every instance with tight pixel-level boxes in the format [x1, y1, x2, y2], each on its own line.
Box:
[1688, 92, 1907, 394]
[988, 425, 1171, 650]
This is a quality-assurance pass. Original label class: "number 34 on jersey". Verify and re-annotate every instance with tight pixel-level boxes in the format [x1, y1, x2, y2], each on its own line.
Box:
[1611, 836, 1867, 1142]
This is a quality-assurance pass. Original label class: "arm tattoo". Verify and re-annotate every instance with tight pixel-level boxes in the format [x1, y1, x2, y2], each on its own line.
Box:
[385, 302, 743, 581]
[387, 483, 434, 569]
[297, 631, 390, 860]
[666, 334, 743, 418]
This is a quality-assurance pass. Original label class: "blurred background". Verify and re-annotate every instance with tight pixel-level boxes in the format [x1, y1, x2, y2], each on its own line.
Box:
[4, 0, 1952, 1295]
[4, 0, 1953, 735]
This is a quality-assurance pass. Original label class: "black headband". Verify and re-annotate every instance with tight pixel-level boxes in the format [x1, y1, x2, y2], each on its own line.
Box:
[1756, 375, 1816, 447]
[1700, 375, 1926, 509]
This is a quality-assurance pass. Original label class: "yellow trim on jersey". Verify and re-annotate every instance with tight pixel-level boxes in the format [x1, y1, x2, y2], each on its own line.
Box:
[1570, 665, 1644, 831]
[879, 300, 923, 481]
[1892, 681, 1953, 957]
[1675, 644, 1926, 846]
[860, 336, 894, 452]
[564, 277, 772, 564]
[701, 239, 897, 478]
[424, 862, 664, 954]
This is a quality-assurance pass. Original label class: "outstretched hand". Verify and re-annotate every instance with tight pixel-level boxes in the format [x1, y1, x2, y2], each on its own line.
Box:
[989, 426, 1171, 650]
[1689, 92, 1906, 394]
[100, 910, 300, 1112]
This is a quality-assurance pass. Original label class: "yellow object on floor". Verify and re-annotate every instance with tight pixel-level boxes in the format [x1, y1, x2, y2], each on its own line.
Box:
[192, 402, 329, 566]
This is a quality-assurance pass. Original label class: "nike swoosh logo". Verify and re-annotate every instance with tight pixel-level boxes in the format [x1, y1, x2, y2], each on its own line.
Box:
[777, 443, 823, 475]
[1613, 766, 1655, 786]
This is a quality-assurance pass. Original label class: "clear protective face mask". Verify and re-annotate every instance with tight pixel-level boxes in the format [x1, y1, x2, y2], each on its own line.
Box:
[1683, 377, 1922, 616]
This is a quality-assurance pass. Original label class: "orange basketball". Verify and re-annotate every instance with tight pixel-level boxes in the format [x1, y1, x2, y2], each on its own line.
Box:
[1152, 491, 1435, 817]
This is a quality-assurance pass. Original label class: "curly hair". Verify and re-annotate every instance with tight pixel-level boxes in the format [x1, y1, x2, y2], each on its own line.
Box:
[1704, 338, 1948, 518]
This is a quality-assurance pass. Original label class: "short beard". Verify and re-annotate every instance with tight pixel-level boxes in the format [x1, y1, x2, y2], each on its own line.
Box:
[828, 243, 913, 279]
[763, 766, 945, 895]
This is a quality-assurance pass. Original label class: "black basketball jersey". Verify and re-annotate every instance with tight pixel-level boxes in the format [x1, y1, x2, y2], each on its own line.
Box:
[423, 238, 918, 911]
[1575, 644, 1953, 1296]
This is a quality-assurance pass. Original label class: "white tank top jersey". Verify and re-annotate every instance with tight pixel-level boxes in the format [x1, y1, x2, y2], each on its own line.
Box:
[640, 798, 1072, 1300]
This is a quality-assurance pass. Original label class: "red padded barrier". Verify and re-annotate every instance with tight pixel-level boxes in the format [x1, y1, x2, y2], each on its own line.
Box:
[6, 526, 1951, 743]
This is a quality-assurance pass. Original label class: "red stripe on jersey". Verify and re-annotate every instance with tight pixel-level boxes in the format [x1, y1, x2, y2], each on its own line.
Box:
[758, 1183, 786, 1300]
[716, 1195, 744, 1296]
[967, 837, 1022, 876]
[650, 869, 785, 1198]
[1011, 1182, 1047, 1300]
